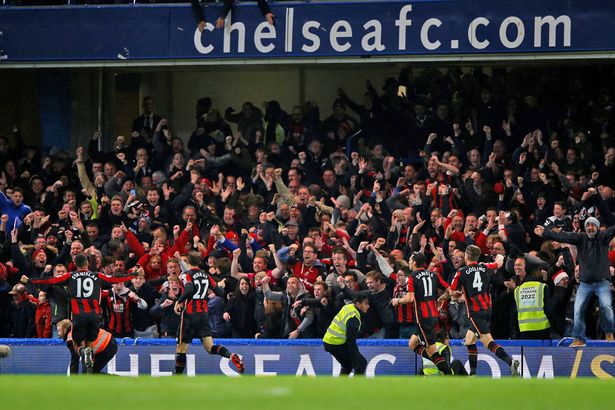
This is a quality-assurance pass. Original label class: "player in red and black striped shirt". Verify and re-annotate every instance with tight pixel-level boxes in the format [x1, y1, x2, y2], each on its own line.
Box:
[448, 245, 519, 376]
[22, 253, 133, 373]
[393, 252, 452, 375]
[173, 251, 244, 375]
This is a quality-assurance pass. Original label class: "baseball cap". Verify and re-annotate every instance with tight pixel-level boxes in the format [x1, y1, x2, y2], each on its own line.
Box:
[285, 219, 299, 227]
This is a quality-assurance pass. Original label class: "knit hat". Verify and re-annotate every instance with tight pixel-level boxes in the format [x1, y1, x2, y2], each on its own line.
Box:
[225, 231, 240, 242]
[552, 270, 569, 286]
[584, 217, 600, 230]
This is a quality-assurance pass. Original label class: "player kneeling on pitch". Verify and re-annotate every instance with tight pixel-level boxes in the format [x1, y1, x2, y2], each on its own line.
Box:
[57, 319, 118, 374]
[174, 251, 244, 375]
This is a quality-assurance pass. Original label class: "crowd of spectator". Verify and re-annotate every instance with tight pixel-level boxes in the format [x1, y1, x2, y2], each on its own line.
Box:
[2, 65, 615, 344]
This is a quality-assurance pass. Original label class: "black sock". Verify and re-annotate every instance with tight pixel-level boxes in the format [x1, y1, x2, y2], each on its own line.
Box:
[174, 353, 186, 375]
[413, 345, 430, 360]
[431, 352, 452, 375]
[467, 344, 478, 375]
[488, 341, 512, 366]
[210, 344, 231, 358]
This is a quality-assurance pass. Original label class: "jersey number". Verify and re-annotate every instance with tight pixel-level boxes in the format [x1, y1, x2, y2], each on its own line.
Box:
[472, 271, 483, 292]
[193, 280, 209, 299]
[76, 277, 94, 298]
[421, 277, 433, 297]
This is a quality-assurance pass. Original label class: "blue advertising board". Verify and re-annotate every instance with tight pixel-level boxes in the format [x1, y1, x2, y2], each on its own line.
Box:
[0, 1, 614, 62]
[2, 339, 615, 377]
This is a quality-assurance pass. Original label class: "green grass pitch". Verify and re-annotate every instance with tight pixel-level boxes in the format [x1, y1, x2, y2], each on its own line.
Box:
[1, 376, 614, 409]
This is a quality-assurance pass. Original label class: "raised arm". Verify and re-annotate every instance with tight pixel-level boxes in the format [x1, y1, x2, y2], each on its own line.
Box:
[98, 272, 136, 284]
[26, 272, 70, 285]
[269, 243, 287, 279]
[231, 248, 248, 280]
[260, 276, 284, 301]
[535, 225, 581, 246]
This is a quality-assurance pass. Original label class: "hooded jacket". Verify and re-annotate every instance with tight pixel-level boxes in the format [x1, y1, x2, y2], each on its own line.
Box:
[544, 226, 615, 283]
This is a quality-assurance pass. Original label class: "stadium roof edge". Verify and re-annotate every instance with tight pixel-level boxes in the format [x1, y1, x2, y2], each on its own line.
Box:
[1, 51, 615, 69]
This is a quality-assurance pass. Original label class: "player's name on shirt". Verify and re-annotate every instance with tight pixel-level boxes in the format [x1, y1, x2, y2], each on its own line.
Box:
[414, 270, 435, 279]
[72, 271, 99, 279]
[462, 265, 486, 274]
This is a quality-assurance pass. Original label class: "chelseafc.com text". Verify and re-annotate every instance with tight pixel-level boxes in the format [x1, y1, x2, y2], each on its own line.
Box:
[194, 4, 572, 55]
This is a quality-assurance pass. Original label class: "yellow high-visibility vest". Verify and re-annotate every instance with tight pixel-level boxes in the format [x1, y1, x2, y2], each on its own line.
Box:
[422, 343, 450, 375]
[514, 281, 550, 332]
[323, 304, 361, 345]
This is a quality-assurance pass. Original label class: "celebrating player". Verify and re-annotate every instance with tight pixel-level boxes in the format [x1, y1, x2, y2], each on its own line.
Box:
[22, 253, 134, 374]
[174, 251, 245, 375]
[393, 252, 452, 375]
[447, 245, 520, 376]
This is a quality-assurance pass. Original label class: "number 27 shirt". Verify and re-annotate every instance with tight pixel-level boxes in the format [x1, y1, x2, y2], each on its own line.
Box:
[179, 269, 218, 314]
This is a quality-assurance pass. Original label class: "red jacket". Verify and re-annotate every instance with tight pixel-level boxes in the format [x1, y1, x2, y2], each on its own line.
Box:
[125, 229, 192, 263]
[35, 301, 52, 338]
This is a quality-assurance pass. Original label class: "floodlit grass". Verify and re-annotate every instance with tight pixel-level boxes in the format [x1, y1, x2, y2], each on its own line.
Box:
[0, 376, 614, 409]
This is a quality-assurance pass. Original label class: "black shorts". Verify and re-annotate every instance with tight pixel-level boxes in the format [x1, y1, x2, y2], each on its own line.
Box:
[72, 313, 99, 345]
[468, 310, 491, 336]
[93, 338, 118, 374]
[177, 312, 212, 343]
[414, 317, 438, 346]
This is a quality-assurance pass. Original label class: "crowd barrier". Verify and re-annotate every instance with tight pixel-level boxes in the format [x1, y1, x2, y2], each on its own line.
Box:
[1, 338, 615, 377]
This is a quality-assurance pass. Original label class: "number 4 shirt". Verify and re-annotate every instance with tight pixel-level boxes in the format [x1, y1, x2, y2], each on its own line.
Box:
[451, 261, 498, 313]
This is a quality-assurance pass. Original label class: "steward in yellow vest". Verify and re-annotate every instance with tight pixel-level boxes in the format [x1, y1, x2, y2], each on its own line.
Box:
[422, 342, 450, 375]
[323, 294, 369, 375]
[514, 280, 551, 340]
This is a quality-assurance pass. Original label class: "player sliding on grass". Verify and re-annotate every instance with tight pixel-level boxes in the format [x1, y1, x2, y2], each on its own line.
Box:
[174, 251, 244, 375]
[393, 252, 453, 375]
[445, 245, 520, 376]
[22, 253, 134, 374]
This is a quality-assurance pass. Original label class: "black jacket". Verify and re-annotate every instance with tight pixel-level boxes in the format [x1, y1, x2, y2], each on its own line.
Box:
[9, 300, 36, 338]
[225, 290, 257, 338]
[544, 226, 615, 283]
[300, 297, 336, 338]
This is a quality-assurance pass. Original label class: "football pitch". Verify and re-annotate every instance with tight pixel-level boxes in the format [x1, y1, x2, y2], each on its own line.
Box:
[1, 376, 614, 409]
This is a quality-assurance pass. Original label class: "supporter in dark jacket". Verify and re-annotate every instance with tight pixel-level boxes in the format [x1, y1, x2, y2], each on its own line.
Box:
[295, 281, 336, 338]
[8, 284, 35, 338]
[150, 277, 181, 338]
[224, 277, 257, 338]
[536, 218, 615, 345]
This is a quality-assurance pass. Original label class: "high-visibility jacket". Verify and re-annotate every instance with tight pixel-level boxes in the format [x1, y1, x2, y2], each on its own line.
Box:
[323, 304, 361, 345]
[422, 342, 450, 375]
[514, 281, 550, 332]
[68, 328, 113, 354]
